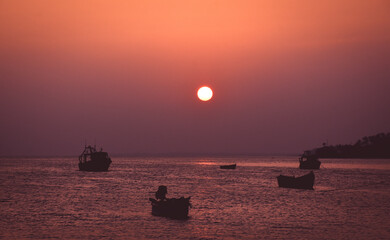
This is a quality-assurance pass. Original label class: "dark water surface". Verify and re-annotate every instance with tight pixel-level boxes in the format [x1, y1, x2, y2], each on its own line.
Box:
[1, 157, 390, 239]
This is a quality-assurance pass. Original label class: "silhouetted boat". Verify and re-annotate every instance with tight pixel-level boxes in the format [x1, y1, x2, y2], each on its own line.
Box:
[149, 197, 191, 219]
[299, 151, 321, 169]
[277, 171, 315, 190]
[220, 164, 236, 169]
[149, 186, 191, 219]
[78, 145, 112, 171]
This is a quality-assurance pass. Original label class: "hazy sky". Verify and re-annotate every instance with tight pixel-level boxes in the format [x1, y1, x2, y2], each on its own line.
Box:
[1, 0, 389, 156]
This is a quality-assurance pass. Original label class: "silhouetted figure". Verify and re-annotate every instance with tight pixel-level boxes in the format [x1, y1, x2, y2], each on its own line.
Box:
[155, 185, 168, 201]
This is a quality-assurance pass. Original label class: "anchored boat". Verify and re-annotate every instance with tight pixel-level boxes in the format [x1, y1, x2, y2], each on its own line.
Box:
[78, 145, 112, 171]
[149, 197, 191, 219]
[149, 186, 191, 219]
[220, 164, 236, 169]
[299, 151, 321, 169]
[277, 171, 315, 190]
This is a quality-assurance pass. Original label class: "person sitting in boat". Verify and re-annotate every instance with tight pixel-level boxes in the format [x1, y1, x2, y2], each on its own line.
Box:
[155, 185, 168, 201]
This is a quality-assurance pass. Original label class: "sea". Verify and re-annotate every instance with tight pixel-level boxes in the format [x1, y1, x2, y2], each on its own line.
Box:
[1, 156, 390, 240]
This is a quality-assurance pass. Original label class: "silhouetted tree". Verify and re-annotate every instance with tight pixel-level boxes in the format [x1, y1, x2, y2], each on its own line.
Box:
[304, 132, 390, 159]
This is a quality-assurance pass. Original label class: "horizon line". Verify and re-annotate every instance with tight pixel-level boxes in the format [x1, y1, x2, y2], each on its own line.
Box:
[0, 152, 301, 158]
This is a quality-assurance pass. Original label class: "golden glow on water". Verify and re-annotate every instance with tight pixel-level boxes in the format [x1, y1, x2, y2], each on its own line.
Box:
[194, 158, 390, 170]
[238, 162, 297, 168]
[323, 163, 390, 170]
[196, 161, 217, 165]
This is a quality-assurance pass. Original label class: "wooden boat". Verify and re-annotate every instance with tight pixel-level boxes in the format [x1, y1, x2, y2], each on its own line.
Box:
[220, 164, 236, 169]
[149, 197, 191, 219]
[277, 171, 315, 190]
[78, 145, 112, 171]
[299, 153, 321, 169]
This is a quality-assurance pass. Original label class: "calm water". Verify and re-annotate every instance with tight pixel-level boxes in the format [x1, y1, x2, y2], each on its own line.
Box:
[1, 156, 390, 239]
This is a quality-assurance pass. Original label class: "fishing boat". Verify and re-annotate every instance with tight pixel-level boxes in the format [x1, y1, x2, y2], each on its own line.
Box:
[220, 164, 236, 169]
[149, 197, 191, 219]
[277, 171, 315, 190]
[78, 145, 112, 171]
[149, 186, 191, 219]
[299, 151, 321, 169]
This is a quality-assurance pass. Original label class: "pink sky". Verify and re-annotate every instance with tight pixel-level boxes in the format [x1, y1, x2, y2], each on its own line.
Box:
[0, 1, 389, 156]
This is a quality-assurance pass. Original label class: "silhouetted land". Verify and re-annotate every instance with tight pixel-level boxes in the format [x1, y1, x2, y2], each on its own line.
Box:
[307, 132, 390, 158]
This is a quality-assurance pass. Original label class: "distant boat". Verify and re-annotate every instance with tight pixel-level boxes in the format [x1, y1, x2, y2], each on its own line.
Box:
[220, 164, 236, 169]
[78, 145, 112, 171]
[277, 171, 315, 190]
[299, 152, 321, 169]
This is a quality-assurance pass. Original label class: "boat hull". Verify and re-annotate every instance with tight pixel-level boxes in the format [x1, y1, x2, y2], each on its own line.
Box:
[79, 160, 111, 171]
[220, 164, 236, 169]
[299, 160, 321, 169]
[277, 171, 315, 190]
[149, 197, 191, 219]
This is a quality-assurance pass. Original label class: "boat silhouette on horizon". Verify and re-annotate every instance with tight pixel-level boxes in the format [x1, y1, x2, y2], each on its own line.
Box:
[220, 164, 236, 169]
[78, 145, 112, 171]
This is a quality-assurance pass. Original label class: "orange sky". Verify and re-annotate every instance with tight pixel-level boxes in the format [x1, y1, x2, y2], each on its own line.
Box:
[1, 0, 389, 56]
[0, 1, 390, 155]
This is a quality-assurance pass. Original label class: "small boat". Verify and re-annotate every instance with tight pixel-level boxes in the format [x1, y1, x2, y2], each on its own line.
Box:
[277, 171, 315, 190]
[149, 197, 191, 219]
[78, 145, 112, 171]
[149, 186, 191, 219]
[220, 164, 236, 169]
[299, 152, 321, 169]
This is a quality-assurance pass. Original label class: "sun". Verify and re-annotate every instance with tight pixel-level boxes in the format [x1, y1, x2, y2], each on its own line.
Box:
[197, 86, 213, 101]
